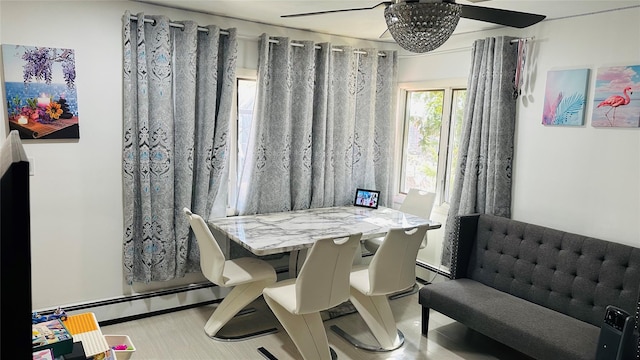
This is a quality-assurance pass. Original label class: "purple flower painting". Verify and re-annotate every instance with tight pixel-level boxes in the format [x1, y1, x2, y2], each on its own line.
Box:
[2, 44, 80, 139]
[542, 69, 589, 126]
[591, 65, 640, 128]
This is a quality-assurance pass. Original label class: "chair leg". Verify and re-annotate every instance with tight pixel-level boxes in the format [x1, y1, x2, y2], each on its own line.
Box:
[421, 307, 430, 336]
[349, 289, 402, 350]
[204, 278, 274, 337]
[263, 294, 332, 360]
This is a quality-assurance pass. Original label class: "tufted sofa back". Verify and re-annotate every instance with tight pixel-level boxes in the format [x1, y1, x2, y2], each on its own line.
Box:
[463, 214, 640, 327]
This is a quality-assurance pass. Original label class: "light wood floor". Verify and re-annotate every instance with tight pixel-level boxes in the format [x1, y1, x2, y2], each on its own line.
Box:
[102, 278, 531, 360]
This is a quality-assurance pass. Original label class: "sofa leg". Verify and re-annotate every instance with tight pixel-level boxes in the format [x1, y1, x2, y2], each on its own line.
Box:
[422, 307, 430, 336]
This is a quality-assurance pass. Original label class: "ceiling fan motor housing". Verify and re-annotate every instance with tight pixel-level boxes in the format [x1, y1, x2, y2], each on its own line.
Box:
[385, 2, 462, 53]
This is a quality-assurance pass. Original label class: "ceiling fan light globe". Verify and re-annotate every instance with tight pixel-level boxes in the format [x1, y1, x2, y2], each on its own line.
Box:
[385, 2, 462, 53]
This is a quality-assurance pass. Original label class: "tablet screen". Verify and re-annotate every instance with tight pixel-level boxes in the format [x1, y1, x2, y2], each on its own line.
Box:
[354, 188, 380, 209]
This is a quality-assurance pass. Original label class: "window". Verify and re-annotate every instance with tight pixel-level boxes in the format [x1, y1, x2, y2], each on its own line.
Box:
[396, 81, 466, 276]
[236, 79, 256, 183]
[229, 70, 257, 213]
[399, 85, 466, 205]
[444, 89, 465, 203]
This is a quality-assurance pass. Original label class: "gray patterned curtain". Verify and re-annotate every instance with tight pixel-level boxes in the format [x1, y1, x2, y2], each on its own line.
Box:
[237, 34, 397, 215]
[442, 36, 517, 266]
[122, 11, 237, 284]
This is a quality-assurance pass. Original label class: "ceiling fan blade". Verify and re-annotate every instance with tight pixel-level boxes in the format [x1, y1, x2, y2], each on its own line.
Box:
[460, 4, 546, 28]
[281, 1, 392, 18]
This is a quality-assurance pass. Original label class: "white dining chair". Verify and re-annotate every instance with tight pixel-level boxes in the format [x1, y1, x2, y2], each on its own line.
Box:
[183, 208, 277, 339]
[262, 233, 362, 360]
[332, 225, 430, 351]
[363, 188, 435, 254]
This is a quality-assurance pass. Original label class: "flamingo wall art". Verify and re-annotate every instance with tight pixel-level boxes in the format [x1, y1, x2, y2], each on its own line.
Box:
[591, 65, 640, 128]
[542, 69, 589, 126]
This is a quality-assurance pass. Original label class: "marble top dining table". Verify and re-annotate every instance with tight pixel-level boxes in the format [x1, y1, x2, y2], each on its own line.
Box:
[208, 205, 442, 256]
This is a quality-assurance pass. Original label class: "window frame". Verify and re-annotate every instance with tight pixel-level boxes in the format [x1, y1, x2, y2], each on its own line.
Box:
[228, 68, 257, 215]
[393, 79, 467, 208]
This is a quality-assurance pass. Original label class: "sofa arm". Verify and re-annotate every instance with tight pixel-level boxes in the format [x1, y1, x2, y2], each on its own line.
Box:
[449, 214, 480, 280]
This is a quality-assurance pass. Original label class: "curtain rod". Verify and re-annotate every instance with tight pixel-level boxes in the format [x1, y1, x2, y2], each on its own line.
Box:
[399, 36, 534, 58]
[511, 37, 534, 43]
[129, 14, 387, 57]
[267, 38, 386, 57]
[129, 15, 230, 35]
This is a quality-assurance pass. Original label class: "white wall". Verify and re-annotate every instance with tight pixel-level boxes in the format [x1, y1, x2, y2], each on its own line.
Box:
[399, 8, 640, 250]
[513, 9, 640, 247]
[0, 1, 397, 312]
[1, 1, 638, 313]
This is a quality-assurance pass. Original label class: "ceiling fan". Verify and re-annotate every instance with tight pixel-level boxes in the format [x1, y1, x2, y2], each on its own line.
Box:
[281, 0, 546, 53]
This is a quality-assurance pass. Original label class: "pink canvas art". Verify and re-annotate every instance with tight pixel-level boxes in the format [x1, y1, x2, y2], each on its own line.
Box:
[542, 69, 589, 126]
[591, 65, 640, 127]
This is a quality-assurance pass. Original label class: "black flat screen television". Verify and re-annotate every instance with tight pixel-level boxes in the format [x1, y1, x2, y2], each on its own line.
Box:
[1, 130, 32, 359]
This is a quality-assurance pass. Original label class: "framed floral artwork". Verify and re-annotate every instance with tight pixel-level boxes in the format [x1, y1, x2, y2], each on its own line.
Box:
[591, 65, 640, 128]
[542, 69, 589, 126]
[2, 44, 79, 139]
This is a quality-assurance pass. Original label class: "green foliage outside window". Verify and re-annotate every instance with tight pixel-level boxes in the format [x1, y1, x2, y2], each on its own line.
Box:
[404, 90, 443, 192]
[402, 88, 466, 200]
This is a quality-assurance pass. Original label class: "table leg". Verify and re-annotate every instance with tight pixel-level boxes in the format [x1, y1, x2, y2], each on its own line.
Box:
[288, 249, 308, 277]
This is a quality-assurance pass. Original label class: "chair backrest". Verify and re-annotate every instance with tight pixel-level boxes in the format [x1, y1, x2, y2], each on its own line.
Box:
[368, 225, 430, 295]
[295, 233, 362, 314]
[400, 188, 436, 219]
[183, 208, 226, 285]
[400, 189, 435, 248]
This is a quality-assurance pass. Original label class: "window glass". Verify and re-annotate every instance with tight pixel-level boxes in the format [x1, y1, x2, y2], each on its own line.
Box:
[400, 87, 465, 204]
[444, 89, 466, 203]
[228, 76, 256, 213]
[401, 90, 444, 193]
[236, 79, 256, 185]
[399, 84, 466, 277]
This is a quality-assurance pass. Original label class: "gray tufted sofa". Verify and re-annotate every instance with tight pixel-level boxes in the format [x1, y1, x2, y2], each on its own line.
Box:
[419, 213, 640, 360]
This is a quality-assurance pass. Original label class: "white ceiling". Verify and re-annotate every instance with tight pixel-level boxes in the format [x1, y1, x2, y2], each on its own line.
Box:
[133, 0, 639, 42]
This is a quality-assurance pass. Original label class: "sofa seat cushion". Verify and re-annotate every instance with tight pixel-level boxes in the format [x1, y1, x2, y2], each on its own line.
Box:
[420, 278, 600, 360]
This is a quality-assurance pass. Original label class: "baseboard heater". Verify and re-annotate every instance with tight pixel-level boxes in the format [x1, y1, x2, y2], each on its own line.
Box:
[38, 282, 221, 327]
[37, 268, 290, 327]
[416, 260, 450, 280]
[363, 252, 450, 279]
[37, 262, 437, 328]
